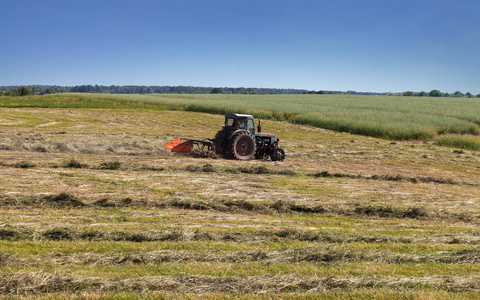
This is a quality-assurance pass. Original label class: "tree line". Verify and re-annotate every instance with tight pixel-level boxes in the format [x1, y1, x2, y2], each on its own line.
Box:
[0, 85, 305, 96]
[401, 90, 477, 98]
[1, 85, 479, 98]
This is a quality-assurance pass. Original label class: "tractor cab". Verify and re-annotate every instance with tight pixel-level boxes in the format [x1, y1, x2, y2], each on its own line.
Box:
[223, 113, 278, 146]
[224, 114, 256, 136]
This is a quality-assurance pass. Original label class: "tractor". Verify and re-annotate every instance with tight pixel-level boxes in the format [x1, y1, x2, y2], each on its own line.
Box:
[164, 113, 285, 161]
[214, 114, 284, 161]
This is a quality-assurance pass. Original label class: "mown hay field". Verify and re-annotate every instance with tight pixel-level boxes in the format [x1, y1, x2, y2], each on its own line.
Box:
[0, 100, 480, 299]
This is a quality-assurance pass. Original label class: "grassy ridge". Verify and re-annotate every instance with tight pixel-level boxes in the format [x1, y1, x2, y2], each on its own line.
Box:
[1, 93, 480, 145]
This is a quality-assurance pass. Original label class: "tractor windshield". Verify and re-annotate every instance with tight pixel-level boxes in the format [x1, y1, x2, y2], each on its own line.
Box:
[247, 119, 255, 135]
[238, 119, 246, 129]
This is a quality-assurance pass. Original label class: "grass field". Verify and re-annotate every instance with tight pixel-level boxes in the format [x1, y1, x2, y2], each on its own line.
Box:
[1, 93, 479, 148]
[0, 98, 480, 298]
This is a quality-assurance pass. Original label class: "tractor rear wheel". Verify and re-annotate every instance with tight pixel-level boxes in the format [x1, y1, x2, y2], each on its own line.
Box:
[229, 132, 256, 160]
[271, 147, 285, 162]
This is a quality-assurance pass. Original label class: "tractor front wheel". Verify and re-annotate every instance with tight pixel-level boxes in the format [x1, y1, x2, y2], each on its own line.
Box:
[271, 147, 285, 162]
[229, 132, 256, 160]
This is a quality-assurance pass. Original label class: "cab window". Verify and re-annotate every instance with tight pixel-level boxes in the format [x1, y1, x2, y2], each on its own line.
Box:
[225, 118, 235, 127]
[238, 119, 246, 129]
[247, 119, 254, 129]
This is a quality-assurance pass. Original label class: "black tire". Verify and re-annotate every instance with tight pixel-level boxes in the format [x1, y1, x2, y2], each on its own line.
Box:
[228, 132, 256, 160]
[271, 147, 285, 162]
[214, 129, 229, 155]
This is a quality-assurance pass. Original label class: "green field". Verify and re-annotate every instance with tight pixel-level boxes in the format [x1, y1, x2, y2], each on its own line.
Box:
[0, 96, 480, 298]
[1, 93, 479, 147]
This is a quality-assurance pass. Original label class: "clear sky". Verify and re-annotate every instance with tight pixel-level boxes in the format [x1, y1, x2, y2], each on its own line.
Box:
[1, 0, 479, 94]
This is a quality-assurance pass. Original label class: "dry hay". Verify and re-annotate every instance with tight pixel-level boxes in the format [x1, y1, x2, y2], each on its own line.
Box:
[3, 191, 478, 224]
[2, 248, 480, 268]
[1, 272, 480, 295]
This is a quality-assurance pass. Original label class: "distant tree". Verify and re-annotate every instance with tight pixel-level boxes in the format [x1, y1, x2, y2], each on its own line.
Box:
[453, 91, 464, 97]
[210, 88, 224, 94]
[45, 87, 58, 94]
[403, 91, 414, 96]
[443, 92, 450, 97]
[465, 92, 474, 98]
[18, 86, 32, 96]
[138, 86, 149, 94]
[429, 89, 443, 97]
[417, 91, 428, 97]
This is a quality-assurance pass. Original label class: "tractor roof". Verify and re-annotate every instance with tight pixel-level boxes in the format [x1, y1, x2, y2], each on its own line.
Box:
[225, 113, 254, 119]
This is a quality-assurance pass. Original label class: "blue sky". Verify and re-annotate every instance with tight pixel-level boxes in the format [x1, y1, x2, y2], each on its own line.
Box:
[1, 0, 479, 93]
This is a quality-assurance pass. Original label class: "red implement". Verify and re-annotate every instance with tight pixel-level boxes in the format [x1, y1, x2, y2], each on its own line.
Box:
[164, 138, 193, 152]
[164, 138, 181, 150]
[171, 140, 192, 152]
[165, 138, 215, 153]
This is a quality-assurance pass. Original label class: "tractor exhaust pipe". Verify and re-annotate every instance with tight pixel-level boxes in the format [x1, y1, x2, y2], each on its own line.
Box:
[257, 119, 262, 133]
